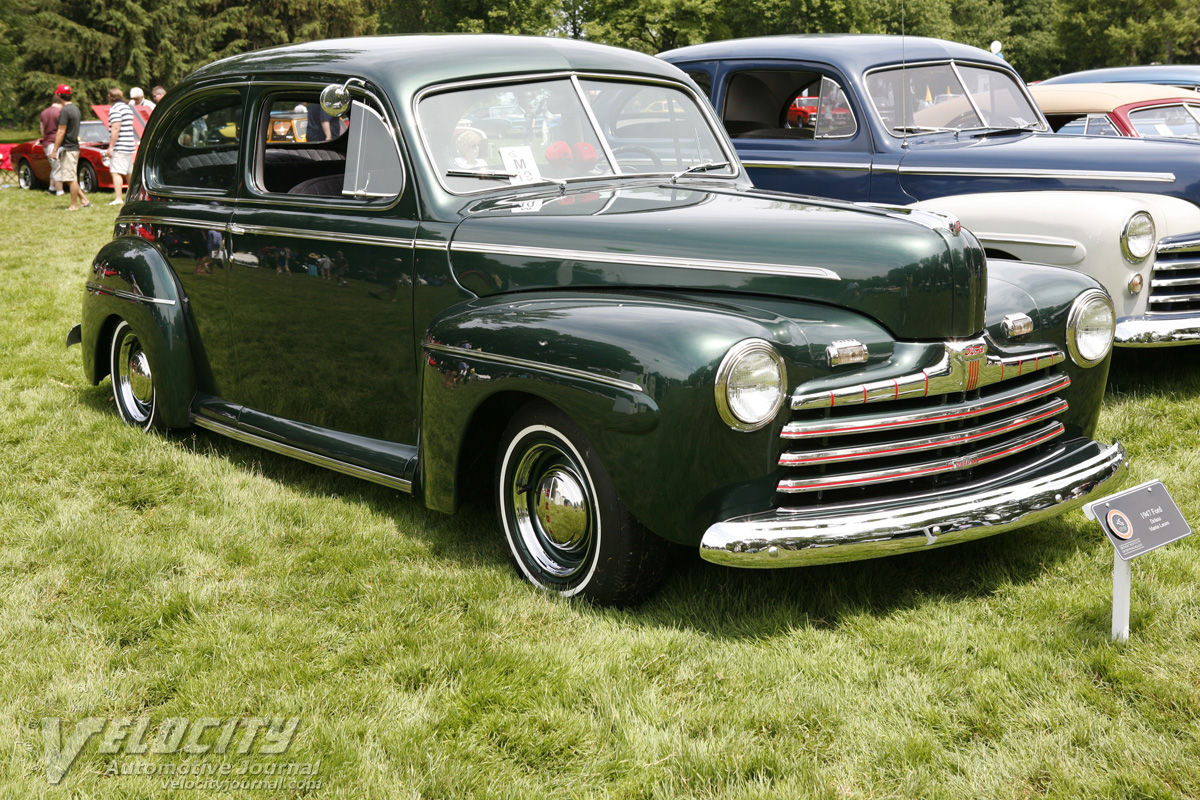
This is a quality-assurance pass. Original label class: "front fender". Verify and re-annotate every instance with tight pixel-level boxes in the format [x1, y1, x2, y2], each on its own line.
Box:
[912, 190, 1200, 322]
[420, 291, 817, 544]
[82, 237, 196, 428]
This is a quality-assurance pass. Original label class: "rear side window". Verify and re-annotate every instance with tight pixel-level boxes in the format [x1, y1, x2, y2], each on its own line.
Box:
[253, 90, 403, 200]
[722, 70, 857, 140]
[150, 92, 243, 193]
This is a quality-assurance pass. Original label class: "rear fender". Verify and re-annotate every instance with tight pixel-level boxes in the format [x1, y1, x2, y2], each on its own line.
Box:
[83, 238, 196, 428]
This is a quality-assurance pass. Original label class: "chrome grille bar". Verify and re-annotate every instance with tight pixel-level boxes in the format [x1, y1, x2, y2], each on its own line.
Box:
[783, 372, 1069, 439]
[779, 397, 1067, 467]
[777, 421, 1065, 493]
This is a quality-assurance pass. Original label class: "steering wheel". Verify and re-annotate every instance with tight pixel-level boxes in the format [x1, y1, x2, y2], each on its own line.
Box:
[610, 145, 663, 172]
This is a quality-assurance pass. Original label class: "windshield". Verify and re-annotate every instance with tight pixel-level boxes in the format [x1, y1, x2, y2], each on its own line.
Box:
[417, 76, 733, 193]
[865, 62, 1046, 136]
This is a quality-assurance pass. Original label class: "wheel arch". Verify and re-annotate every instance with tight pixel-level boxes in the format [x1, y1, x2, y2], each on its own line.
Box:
[82, 238, 197, 428]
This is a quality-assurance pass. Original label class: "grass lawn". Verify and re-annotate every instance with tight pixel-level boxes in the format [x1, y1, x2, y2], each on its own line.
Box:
[2, 184, 1200, 799]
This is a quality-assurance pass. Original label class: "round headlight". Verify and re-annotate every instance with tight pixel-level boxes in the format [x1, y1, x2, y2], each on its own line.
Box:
[1067, 289, 1116, 367]
[1121, 211, 1155, 262]
[715, 339, 787, 432]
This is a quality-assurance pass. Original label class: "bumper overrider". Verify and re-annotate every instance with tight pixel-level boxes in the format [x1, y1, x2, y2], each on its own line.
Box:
[701, 441, 1127, 568]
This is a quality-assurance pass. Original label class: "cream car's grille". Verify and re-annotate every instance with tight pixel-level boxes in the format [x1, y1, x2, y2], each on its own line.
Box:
[1148, 236, 1200, 314]
[778, 343, 1070, 505]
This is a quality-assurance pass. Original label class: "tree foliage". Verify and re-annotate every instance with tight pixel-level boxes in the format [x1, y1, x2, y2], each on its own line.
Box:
[4, 0, 1200, 128]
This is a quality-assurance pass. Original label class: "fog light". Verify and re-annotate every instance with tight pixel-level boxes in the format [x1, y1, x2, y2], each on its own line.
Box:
[715, 339, 786, 432]
[1067, 289, 1115, 367]
[1128, 273, 1144, 294]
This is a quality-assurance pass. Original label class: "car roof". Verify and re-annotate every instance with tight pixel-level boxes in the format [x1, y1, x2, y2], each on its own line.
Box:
[659, 34, 1003, 73]
[1040, 65, 1200, 88]
[184, 34, 687, 94]
[1030, 82, 1200, 114]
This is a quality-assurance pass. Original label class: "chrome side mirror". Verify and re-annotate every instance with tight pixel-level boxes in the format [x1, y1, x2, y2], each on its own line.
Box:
[320, 83, 352, 117]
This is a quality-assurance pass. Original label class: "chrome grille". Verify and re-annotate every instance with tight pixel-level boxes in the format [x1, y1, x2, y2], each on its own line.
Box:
[1148, 235, 1200, 314]
[778, 342, 1070, 504]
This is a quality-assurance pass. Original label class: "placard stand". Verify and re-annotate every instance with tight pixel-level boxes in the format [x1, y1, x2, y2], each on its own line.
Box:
[1112, 555, 1130, 643]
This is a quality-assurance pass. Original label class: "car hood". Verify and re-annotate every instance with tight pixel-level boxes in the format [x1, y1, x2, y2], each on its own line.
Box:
[448, 183, 984, 340]
[897, 131, 1200, 204]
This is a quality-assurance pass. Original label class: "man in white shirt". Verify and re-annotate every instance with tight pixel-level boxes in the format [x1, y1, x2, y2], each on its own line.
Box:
[129, 86, 156, 111]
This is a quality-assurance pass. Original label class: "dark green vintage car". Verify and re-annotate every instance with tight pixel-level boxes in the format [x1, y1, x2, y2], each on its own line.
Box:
[71, 35, 1126, 605]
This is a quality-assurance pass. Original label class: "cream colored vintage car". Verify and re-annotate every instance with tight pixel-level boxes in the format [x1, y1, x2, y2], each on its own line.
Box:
[912, 191, 1200, 347]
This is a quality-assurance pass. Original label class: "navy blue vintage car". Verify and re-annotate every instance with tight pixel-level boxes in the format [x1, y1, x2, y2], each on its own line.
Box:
[660, 35, 1200, 347]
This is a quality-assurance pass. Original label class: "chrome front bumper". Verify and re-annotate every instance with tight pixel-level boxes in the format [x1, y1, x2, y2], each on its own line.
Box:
[1115, 315, 1200, 347]
[700, 439, 1126, 567]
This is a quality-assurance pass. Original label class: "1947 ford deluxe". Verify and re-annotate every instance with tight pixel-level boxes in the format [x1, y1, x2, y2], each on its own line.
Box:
[69, 35, 1125, 604]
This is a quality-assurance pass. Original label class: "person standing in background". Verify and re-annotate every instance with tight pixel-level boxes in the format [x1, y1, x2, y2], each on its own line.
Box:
[150, 86, 166, 106]
[47, 84, 89, 211]
[39, 90, 65, 196]
[305, 102, 344, 143]
[129, 86, 156, 111]
[104, 88, 137, 205]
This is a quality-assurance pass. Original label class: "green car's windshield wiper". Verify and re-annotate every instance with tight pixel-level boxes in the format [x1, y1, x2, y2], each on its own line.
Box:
[671, 161, 731, 182]
[446, 169, 567, 192]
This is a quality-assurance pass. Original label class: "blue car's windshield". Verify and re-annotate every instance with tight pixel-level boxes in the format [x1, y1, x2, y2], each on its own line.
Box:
[865, 62, 1047, 136]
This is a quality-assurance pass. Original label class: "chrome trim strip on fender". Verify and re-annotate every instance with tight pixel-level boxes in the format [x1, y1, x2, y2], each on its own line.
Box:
[85, 282, 178, 306]
[190, 415, 414, 493]
[449, 241, 841, 281]
[898, 166, 1176, 183]
[1114, 315, 1200, 347]
[741, 160, 871, 172]
[216, 223, 416, 250]
[424, 342, 645, 393]
[701, 440, 1127, 567]
[120, 215, 226, 231]
[415, 240, 451, 251]
[974, 232, 1082, 250]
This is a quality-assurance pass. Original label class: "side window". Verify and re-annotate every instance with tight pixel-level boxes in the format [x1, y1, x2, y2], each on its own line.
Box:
[150, 92, 242, 192]
[722, 70, 855, 140]
[254, 90, 403, 200]
[1085, 115, 1120, 136]
[812, 77, 858, 139]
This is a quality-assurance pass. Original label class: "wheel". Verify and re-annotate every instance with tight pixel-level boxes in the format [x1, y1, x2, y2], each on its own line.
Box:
[610, 145, 664, 172]
[496, 402, 671, 605]
[109, 320, 163, 431]
[79, 160, 97, 194]
[17, 159, 41, 190]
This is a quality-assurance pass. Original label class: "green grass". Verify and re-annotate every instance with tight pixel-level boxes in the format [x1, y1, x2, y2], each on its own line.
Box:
[3, 185, 1200, 798]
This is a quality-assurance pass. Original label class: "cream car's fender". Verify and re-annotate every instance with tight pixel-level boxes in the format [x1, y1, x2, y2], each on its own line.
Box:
[910, 191, 1200, 322]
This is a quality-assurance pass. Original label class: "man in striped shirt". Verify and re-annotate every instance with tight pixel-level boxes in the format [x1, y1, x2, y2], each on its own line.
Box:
[105, 88, 138, 204]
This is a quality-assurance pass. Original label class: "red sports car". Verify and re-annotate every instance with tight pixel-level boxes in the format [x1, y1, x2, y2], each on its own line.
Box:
[11, 105, 145, 193]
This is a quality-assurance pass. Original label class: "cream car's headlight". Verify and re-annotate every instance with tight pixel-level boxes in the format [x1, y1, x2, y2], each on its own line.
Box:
[1121, 211, 1155, 262]
[715, 339, 786, 432]
[1067, 289, 1116, 367]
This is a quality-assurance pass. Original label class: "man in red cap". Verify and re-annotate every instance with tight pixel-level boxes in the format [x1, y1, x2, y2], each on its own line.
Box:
[47, 84, 90, 210]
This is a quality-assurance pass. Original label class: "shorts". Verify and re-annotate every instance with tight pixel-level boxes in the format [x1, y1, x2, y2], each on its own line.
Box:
[44, 143, 63, 181]
[58, 149, 79, 183]
[110, 150, 134, 176]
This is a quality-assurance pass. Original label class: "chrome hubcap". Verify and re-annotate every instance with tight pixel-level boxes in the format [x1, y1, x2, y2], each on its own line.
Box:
[509, 439, 595, 580]
[115, 331, 153, 424]
[534, 468, 589, 550]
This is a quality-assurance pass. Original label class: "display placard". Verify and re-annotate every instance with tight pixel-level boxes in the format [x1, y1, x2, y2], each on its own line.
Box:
[1083, 479, 1192, 561]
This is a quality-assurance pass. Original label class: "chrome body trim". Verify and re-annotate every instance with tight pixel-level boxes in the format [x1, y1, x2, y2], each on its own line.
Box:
[741, 160, 870, 172]
[974, 232, 1081, 251]
[415, 239, 451, 251]
[120, 215, 227, 232]
[791, 339, 1065, 410]
[85, 282, 178, 307]
[778, 398, 1067, 467]
[826, 339, 868, 367]
[1114, 315, 1200, 347]
[424, 342, 645, 393]
[1002, 312, 1034, 337]
[777, 421, 1065, 492]
[897, 166, 1176, 183]
[448, 241, 841, 281]
[782, 372, 1070, 439]
[219, 222, 416, 250]
[190, 415, 414, 493]
[1156, 236, 1200, 254]
[700, 441, 1127, 567]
